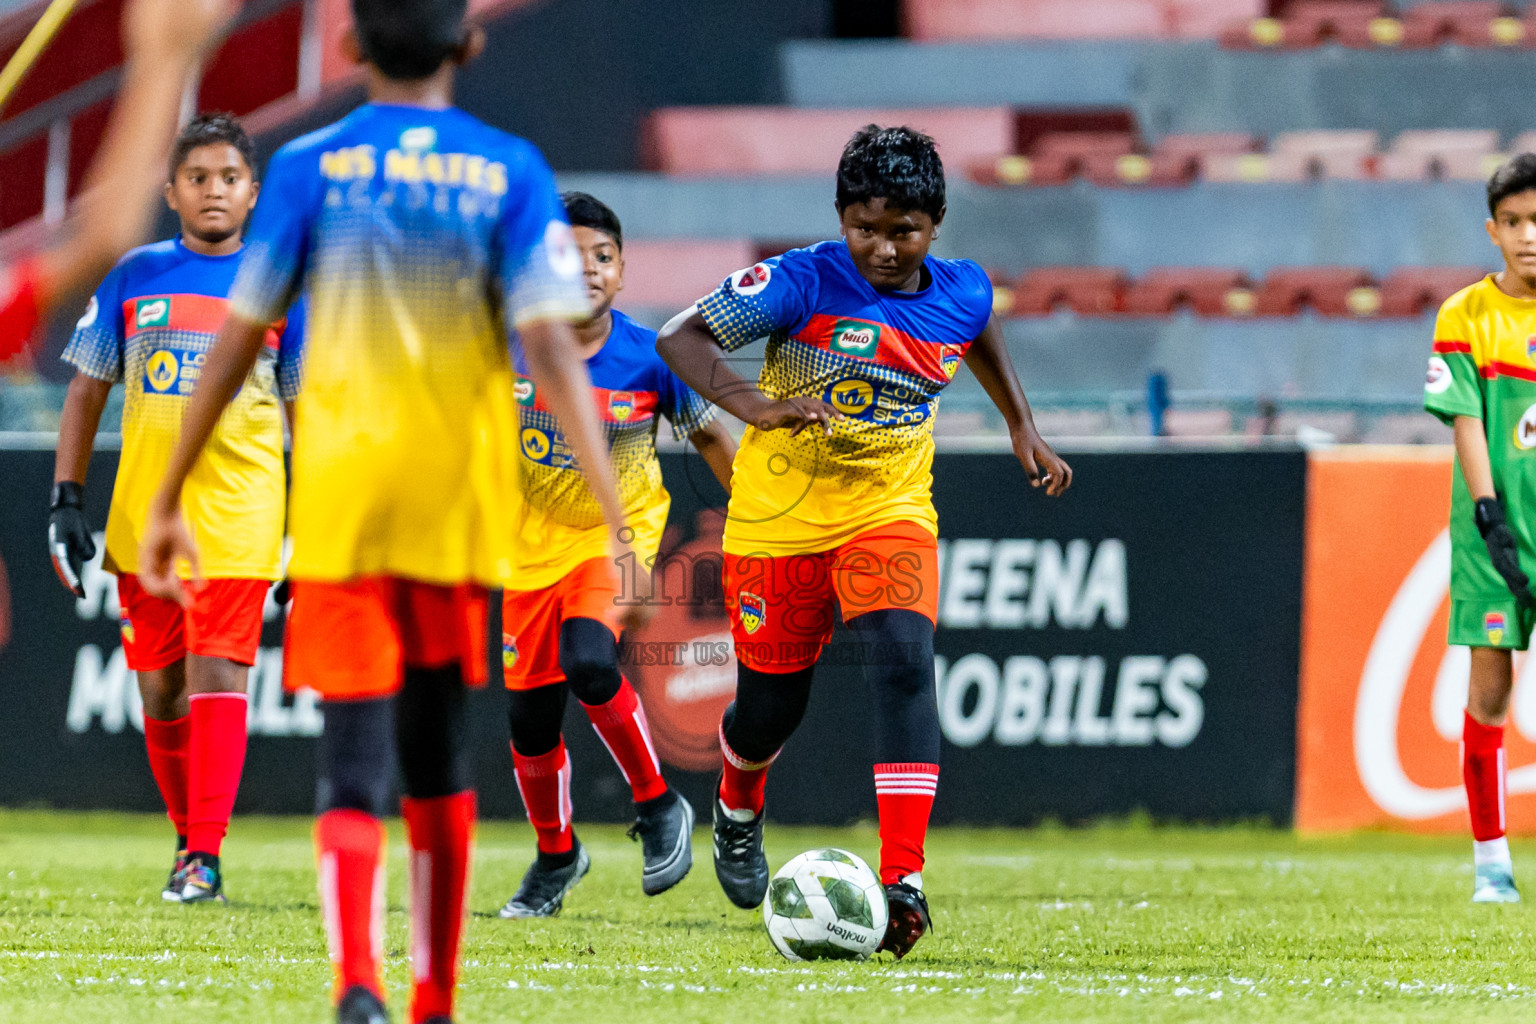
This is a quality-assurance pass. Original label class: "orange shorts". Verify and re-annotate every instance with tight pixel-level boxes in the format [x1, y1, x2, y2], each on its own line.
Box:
[116, 574, 269, 672]
[722, 521, 938, 673]
[501, 557, 622, 690]
[284, 577, 489, 700]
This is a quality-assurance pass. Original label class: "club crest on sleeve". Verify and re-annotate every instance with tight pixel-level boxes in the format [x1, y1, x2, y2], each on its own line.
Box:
[730, 264, 772, 296]
[1486, 611, 1507, 645]
[77, 296, 99, 330]
[739, 591, 766, 634]
[609, 390, 635, 422]
[1424, 356, 1452, 395]
[502, 633, 518, 669]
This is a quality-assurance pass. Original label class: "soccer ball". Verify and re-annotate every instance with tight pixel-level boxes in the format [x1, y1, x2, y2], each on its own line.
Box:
[762, 848, 888, 961]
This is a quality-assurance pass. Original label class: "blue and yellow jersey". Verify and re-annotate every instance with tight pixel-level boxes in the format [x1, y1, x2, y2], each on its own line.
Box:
[63, 237, 304, 579]
[512, 309, 714, 590]
[228, 103, 588, 586]
[697, 241, 991, 556]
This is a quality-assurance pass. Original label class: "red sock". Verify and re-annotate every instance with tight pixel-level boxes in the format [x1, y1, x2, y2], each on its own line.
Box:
[512, 743, 573, 854]
[401, 792, 475, 1024]
[718, 723, 776, 816]
[186, 692, 249, 856]
[581, 678, 667, 803]
[874, 762, 939, 886]
[315, 809, 386, 1002]
[143, 714, 190, 840]
[1463, 712, 1506, 841]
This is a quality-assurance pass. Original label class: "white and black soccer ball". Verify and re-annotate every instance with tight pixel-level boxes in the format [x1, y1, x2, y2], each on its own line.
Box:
[762, 848, 888, 961]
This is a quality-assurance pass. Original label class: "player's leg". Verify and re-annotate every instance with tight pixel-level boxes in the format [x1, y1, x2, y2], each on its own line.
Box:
[501, 584, 588, 918]
[836, 522, 942, 956]
[119, 573, 193, 898]
[395, 582, 485, 1024]
[1465, 636, 1519, 902]
[177, 578, 268, 902]
[559, 558, 693, 895]
[287, 579, 400, 1024]
[713, 549, 833, 908]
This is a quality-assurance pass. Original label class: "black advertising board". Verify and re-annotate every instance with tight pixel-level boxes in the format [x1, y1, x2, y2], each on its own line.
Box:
[0, 446, 1305, 825]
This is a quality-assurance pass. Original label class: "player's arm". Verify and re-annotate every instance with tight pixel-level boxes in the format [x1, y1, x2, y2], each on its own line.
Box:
[688, 419, 736, 494]
[48, 373, 111, 596]
[1455, 414, 1533, 605]
[656, 307, 835, 437]
[139, 314, 271, 601]
[963, 314, 1072, 497]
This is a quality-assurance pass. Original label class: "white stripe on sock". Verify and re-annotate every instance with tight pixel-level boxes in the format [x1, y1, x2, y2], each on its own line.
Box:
[411, 851, 431, 983]
[319, 853, 342, 965]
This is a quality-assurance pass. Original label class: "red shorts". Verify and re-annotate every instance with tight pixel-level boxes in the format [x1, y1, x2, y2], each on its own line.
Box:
[501, 557, 622, 691]
[722, 521, 939, 673]
[284, 577, 489, 700]
[116, 574, 270, 672]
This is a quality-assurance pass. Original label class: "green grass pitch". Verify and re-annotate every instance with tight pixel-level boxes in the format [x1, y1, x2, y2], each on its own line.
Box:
[1, 810, 1533, 1023]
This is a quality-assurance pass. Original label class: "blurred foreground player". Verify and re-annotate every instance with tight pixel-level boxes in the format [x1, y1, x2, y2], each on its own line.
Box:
[137, 3, 637, 1022]
[52, 114, 302, 903]
[1422, 153, 1536, 904]
[658, 125, 1072, 957]
[499, 192, 735, 917]
[0, 0, 234, 358]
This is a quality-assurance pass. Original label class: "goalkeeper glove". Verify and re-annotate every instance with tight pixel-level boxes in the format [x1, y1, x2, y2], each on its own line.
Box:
[1475, 496, 1535, 608]
[48, 481, 95, 599]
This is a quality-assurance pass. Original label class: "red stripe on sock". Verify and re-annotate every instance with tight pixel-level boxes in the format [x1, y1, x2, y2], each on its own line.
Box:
[143, 714, 190, 837]
[719, 724, 775, 816]
[581, 678, 667, 803]
[401, 791, 475, 1024]
[1464, 712, 1506, 841]
[512, 743, 574, 854]
[875, 762, 938, 885]
[186, 693, 249, 856]
[315, 809, 386, 1002]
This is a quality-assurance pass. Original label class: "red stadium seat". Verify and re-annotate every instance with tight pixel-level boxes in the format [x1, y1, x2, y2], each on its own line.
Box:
[1028, 132, 1140, 185]
[1012, 267, 1128, 315]
[903, 0, 1171, 40]
[1135, 133, 1258, 185]
[1376, 266, 1486, 317]
[1221, 1, 1386, 48]
[1122, 268, 1253, 315]
[1163, 408, 1236, 436]
[614, 240, 758, 313]
[1377, 130, 1499, 181]
[1253, 266, 1375, 317]
[1405, 2, 1523, 47]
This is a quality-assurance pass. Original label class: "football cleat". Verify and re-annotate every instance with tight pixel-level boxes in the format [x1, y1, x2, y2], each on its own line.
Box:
[1473, 862, 1521, 903]
[178, 857, 225, 904]
[499, 842, 590, 919]
[878, 880, 932, 959]
[628, 790, 695, 896]
[337, 984, 390, 1024]
[161, 849, 189, 902]
[712, 797, 769, 910]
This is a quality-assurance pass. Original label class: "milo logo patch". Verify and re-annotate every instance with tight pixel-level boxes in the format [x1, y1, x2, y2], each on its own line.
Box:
[830, 319, 881, 359]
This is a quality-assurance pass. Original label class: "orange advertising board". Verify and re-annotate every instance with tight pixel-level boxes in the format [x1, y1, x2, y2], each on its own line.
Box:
[1297, 447, 1536, 832]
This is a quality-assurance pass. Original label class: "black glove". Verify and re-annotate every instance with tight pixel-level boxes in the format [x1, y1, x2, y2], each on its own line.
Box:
[1475, 496, 1535, 608]
[48, 481, 95, 599]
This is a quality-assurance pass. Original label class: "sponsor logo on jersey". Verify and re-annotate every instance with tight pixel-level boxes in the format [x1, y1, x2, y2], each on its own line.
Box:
[145, 350, 181, 393]
[1424, 356, 1452, 395]
[135, 298, 170, 329]
[514, 378, 536, 406]
[502, 632, 518, 669]
[1516, 403, 1536, 450]
[521, 427, 553, 462]
[119, 616, 136, 646]
[830, 319, 881, 359]
[828, 378, 874, 416]
[1486, 611, 1507, 645]
[399, 126, 437, 151]
[609, 390, 636, 422]
[76, 296, 98, 330]
[730, 263, 772, 297]
[739, 591, 766, 634]
[942, 349, 962, 379]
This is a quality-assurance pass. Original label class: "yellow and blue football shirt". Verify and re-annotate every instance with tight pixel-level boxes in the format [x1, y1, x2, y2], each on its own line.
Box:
[697, 241, 992, 556]
[229, 104, 588, 587]
[63, 237, 304, 579]
[512, 309, 714, 590]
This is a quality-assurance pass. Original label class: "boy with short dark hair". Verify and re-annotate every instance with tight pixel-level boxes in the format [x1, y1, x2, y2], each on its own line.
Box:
[52, 112, 301, 904]
[1423, 152, 1536, 904]
[658, 124, 1072, 958]
[137, 3, 636, 1022]
[499, 191, 735, 918]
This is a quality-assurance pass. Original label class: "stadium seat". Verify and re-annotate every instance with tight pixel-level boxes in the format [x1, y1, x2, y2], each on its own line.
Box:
[641, 107, 1015, 175]
[1141, 133, 1259, 185]
[1011, 267, 1128, 315]
[1026, 132, 1141, 186]
[1028, 408, 1115, 437]
[1405, 2, 1523, 47]
[1122, 268, 1253, 316]
[1201, 130, 1376, 182]
[1252, 266, 1375, 316]
[1363, 413, 1453, 444]
[613, 239, 757, 313]
[1163, 408, 1236, 436]
[1220, 1, 1385, 49]
[1376, 266, 1486, 316]
[1376, 129, 1499, 181]
[903, 0, 1170, 41]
